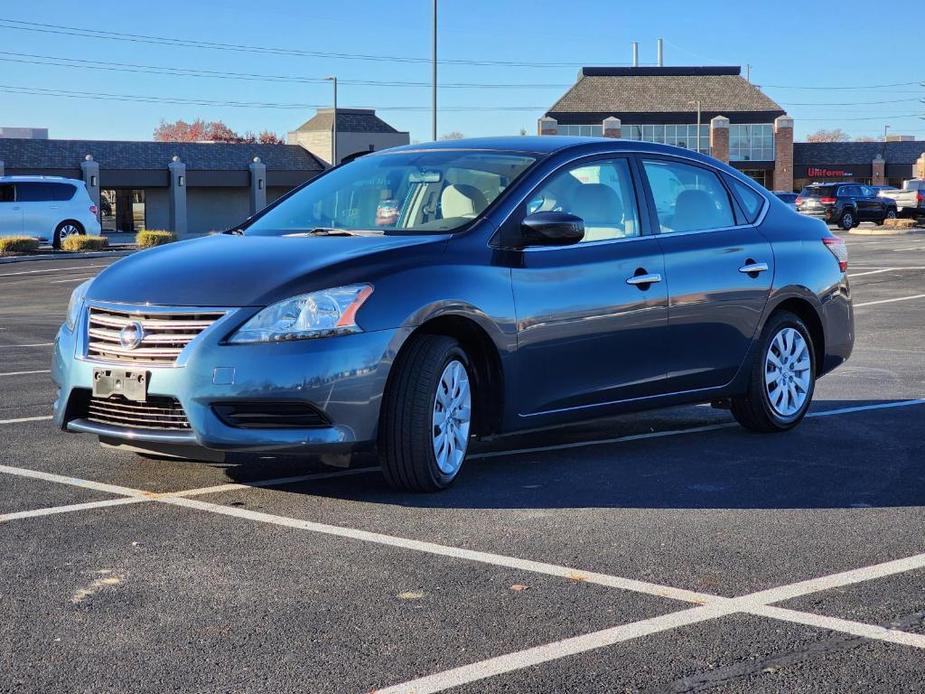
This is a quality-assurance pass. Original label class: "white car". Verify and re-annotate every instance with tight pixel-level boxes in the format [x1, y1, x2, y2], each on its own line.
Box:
[0, 176, 102, 248]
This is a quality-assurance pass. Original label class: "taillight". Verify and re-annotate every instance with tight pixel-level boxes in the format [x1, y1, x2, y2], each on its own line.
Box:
[795, 196, 804, 205]
[819, 197, 837, 204]
[89, 205, 98, 215]
[823, 235, 848, 272]
[917, 192, 924, 203]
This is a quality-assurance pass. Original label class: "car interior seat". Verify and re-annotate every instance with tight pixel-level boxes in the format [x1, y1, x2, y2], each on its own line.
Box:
[440, 184, 488, 220]
[672, 189, 716, 232]
[570, 184, 627, 241]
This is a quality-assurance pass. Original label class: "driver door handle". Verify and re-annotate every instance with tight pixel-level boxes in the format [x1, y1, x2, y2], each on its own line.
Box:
[738, 262, 769, 274]
[626, 273, 662, 286]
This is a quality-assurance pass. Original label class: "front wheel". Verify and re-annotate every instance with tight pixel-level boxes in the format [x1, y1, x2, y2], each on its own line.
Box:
[731, 312, 815, 433]
[378, 335, 474, 492]
[883, 209, 897, 223]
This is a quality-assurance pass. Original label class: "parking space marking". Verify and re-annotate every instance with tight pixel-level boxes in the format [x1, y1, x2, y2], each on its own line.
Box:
[0, 497, 147, 523]
[49, 275, 97, 284]
[0, 463, 149, 498]
[168, 466, 381, 498]
[375, 604, 736, 694]
[848, 268, 896, 278]
[2, 342, 54, 348]
[0, 369, 50, 377]
[748, 605, 925, 650]
[855, 294, 925, 308]
[0, 264, 108, 278]
[0, 415, 53, 425]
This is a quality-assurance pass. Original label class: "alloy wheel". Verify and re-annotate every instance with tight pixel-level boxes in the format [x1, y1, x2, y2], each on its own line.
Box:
[59, 223, 80, 239]
[431, 359, 471, 475]
[764, 327, 811, 417]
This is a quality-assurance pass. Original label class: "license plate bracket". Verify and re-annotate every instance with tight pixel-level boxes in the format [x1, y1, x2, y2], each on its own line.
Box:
[92, 368, 148, 402]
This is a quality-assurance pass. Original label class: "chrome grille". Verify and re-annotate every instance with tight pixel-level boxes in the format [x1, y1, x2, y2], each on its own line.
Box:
[87, 394, 191, 430]
[86, 306, 224, 365]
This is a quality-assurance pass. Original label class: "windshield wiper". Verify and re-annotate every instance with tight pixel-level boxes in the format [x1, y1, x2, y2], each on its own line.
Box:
[284, 227, 384, 237]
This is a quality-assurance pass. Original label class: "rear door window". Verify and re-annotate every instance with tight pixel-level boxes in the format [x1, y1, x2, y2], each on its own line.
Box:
[642, 159, 735, 233]
[0, 184, 13, 202]
[13, 182, 76, 202]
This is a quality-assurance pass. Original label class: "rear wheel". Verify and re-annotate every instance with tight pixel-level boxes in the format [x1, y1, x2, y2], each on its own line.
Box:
[882, 208, 897, 224]
[838, 210, 855, 231]
[731, 311, 815, 433]
[53, 220, 84, 249]
[378, 335, 473, 492]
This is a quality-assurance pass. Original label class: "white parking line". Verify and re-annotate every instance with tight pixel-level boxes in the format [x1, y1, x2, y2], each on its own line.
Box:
[855, 294, 925, 308]
[49, 275, 97, 284]
[169, 466, 381, 498]
[0, 415, 53, 425]
[0, 369, 50, 377]
[848, 268, 896, 278]
[0, 497, 146, 523]
[0, 264, 108, 278]
[3, 342, 54, 348]
[375, 604, 736, 694]
[0, 463, 148, 497]
[748, 605, 925, 649]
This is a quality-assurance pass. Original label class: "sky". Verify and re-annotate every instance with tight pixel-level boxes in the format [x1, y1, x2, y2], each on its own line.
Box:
[1, 0, 923, 144]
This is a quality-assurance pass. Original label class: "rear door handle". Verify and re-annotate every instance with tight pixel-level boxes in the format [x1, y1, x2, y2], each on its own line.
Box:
[738, 262, 769, 274]
[626, 273, 662, 286]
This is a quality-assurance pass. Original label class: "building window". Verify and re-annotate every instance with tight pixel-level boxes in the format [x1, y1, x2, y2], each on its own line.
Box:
[557, 124, 603, 137]
[729, 124, 774, 162]
[622, 124, 711, 155]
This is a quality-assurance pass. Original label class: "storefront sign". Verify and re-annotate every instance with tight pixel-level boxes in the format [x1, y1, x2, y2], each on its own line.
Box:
[806, 167, 854, 178]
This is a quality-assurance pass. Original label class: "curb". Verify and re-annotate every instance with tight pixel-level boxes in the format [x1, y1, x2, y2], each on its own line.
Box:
[848, 227, 924, 237]
[0, 248, 137, 265]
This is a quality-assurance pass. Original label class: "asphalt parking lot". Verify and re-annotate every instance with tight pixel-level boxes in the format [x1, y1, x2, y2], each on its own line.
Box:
[2, 232, 925, 693]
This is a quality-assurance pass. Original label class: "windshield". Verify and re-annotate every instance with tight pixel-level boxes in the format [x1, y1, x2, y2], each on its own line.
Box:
[246, 150, 537, 236]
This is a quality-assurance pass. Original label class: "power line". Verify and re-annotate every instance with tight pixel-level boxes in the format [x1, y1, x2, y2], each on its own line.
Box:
[0, 52, 569, 89]
[764, 81, 922, 90]
[0, 84, 550, 111]
[781, 97, 923, 107]
[0, 19, 596, 68]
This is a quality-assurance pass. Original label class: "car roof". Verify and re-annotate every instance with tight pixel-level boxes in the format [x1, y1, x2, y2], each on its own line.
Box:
[379, 136, 722, 162]
[0, 175, 84, 184]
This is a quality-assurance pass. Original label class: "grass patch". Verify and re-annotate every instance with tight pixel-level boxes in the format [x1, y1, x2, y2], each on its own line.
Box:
[136, 230, 177, 248]
[61, 235, 109, 252]
[0, 236, 40, 255]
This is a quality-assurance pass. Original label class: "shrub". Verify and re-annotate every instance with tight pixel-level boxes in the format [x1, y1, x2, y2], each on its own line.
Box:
[0, 236, 40, 254]
[61, 235, 109, 252]
[136, 230, 177, 248]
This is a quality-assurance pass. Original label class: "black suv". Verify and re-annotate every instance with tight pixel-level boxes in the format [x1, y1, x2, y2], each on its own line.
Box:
[796, 182, 898, 230]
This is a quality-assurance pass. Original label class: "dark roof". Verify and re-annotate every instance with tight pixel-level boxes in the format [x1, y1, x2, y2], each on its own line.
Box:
[0, 138, 325, 171]
[547, 66, 784, 116]
[293, 108, 405, 135]
[794, 140, 925, 166]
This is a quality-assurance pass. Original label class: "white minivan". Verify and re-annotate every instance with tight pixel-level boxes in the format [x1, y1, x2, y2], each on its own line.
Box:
[0, 176, 102, 248]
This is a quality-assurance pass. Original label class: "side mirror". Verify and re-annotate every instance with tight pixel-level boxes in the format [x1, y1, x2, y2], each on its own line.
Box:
[520, 211, 584, 247]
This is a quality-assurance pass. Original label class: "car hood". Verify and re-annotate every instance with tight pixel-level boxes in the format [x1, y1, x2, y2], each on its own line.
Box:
[87, 233, 443, 307]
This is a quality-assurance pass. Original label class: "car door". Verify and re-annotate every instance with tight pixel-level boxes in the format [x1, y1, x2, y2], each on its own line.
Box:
[0, 183, 23, 235]
[640, 156, 774, 393]
[16, 182, 53, 237]
[858, 185, 883, 220]
[509, 156, 669, 419]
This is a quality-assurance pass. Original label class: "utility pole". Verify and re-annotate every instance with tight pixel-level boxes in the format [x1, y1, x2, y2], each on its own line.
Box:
[326, 76, 338, 165]
[746, 64, 751, 83]
[432, 0, 438, 141]
[689, 99, 702, 153]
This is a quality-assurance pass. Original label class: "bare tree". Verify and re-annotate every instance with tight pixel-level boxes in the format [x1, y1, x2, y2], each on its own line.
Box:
[806, 129, 851, 143]
[439, 131, 465, 140]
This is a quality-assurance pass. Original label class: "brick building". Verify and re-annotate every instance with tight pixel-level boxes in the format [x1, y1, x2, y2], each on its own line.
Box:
[539, 65, 925, 192]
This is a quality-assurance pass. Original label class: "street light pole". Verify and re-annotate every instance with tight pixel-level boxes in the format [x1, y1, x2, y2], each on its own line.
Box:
[432, 0, 438, 141]
[326, 76, 338, 166]
[884, 124, 890, 142]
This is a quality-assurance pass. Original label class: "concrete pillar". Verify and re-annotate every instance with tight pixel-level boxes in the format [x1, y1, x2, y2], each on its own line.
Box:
[248, 156, 267, 215]
[710, 116, 730, 164]
[168, 156, 188, 238]
[916, 154, 925, 180]
[80, 155, 101, 222]
[602, 117, 622, 138]
[773, 115, 795, 193]
[872, 155, 886, 187]
[537, 116, 558, 136]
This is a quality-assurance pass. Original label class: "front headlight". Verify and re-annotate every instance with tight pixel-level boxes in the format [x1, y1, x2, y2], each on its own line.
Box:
[228, 284, 374, 344]
[65, 279, 92, 331]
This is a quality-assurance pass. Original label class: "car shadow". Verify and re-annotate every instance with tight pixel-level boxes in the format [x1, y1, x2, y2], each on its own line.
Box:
[218, 399, 925, 511]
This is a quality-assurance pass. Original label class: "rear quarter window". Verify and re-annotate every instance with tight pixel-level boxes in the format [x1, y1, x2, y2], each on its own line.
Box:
[727, 177, 766, 223]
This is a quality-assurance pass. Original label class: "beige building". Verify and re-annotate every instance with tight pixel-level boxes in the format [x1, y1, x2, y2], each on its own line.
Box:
[287, 108, 410, 166]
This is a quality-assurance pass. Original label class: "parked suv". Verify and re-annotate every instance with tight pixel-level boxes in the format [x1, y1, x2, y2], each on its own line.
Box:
[796, 182, 898, 230]
[0, 176, 102, 248]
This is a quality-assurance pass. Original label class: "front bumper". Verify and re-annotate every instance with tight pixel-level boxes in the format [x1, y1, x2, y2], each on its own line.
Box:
[52, 308, 406, 455]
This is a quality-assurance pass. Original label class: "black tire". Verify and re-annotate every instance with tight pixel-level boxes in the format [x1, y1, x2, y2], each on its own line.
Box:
[53, 220, 84, 249]
[731, 311, 816, 433]
[378, 334, 474, 492]
[884, 208, 897, 223]
[838, 209, 855, 231]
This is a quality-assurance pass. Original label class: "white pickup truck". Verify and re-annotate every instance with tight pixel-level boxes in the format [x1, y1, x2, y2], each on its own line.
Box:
[879, 179, 925, 218]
